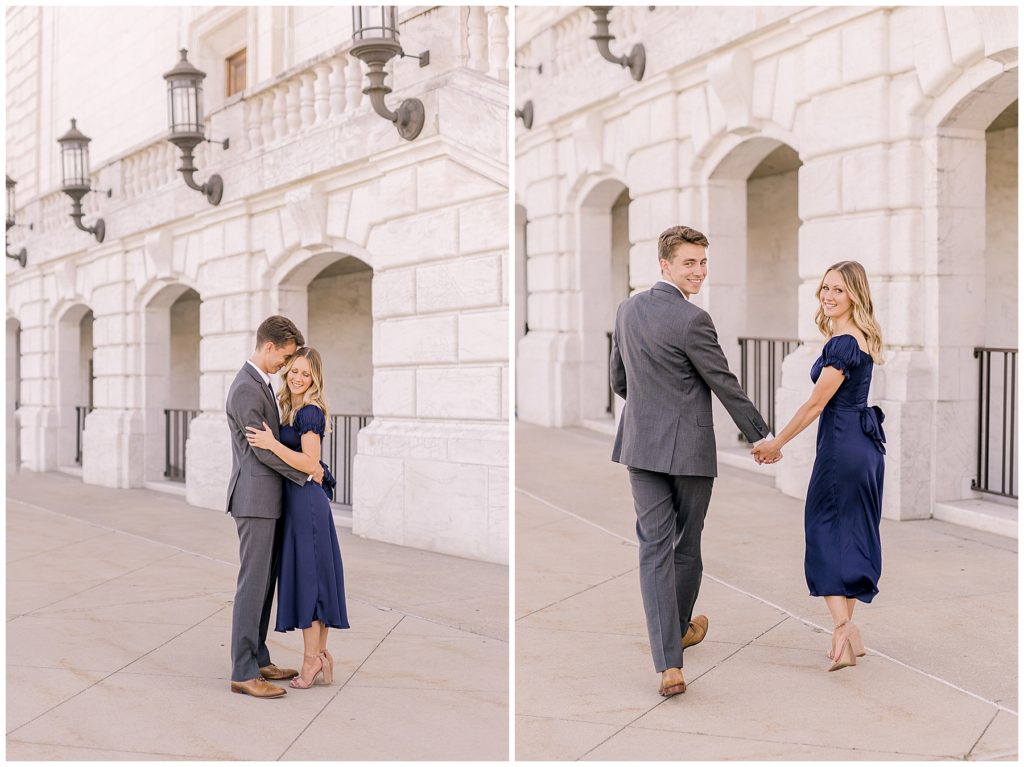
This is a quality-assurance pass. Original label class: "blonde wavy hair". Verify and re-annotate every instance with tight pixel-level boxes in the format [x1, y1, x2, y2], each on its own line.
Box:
[814, 261, 885, 365]
[277, 347, 332, 432]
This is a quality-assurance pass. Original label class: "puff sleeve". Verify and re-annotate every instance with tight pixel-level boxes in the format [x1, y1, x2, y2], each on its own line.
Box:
[294, 404, 326, 437]
[820, 335, 863, 380]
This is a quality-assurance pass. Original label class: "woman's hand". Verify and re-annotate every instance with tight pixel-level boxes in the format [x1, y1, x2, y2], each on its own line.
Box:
[751, 439, 783, 465]
[246, 421, 277, 450]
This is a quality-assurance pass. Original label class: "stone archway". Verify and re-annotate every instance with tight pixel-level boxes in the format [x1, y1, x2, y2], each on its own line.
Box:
[929, 67, 1019, 504]
[55, 304, 94, 470]
[7, 316, 21, 471]
[577, 178, 631, 428]
[703, 137, 801, 445]
[142, 284, 201, 485]
[279, 251, 373, 508]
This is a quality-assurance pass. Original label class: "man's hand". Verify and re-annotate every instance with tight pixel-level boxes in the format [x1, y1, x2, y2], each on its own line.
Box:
[312, 463, 325, 485]
[751, 440, 783, 465]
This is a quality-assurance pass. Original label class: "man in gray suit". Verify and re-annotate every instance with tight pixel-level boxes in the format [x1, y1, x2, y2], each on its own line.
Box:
[610, 226, 776, 697]
[225, 315, 324, 698]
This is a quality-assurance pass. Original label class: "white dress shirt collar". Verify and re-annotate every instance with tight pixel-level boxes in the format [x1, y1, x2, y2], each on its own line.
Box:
[246, 359, 272, 387]
[657, 278, 687, 298]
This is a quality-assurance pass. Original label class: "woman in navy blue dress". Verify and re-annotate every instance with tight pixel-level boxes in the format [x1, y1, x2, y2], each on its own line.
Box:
[753, 261, 885, 672]
[246, 347, 349, 689]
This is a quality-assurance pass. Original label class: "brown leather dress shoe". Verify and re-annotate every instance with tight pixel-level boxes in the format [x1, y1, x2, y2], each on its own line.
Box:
[658, 667, 686, 697]
[682, 615, 709, 649]
[260, 663, 299, 680]
[231, 677, 286, 698]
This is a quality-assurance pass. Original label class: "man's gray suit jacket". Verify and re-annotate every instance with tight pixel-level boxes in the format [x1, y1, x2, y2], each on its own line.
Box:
[610, 283, 770, 477]
[225, 364, 309, 518]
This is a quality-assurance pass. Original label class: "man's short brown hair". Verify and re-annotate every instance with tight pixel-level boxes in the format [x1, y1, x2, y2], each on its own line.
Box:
[658, 226, 710, 263]
[255, 315, 304, 349]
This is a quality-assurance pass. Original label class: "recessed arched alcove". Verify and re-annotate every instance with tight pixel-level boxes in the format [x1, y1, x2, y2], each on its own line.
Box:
[279, 251, 374, 507]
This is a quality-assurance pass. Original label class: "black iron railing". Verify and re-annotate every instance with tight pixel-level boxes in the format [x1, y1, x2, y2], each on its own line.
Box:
[972, 347, 1017, 499]
[164, 408, 199, 482]
[324, 414, 372, 507]
[738, 337, 802, 437]
[607, 331, 614, 414]
[75, 405, 93, 465]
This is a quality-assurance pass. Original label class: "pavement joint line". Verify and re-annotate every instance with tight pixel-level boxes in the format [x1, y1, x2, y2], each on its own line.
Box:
[968, 709, 1002, 759]
[517, 485, 1020, 719]
[9, 497, 508, 643]
[7, 549, 182, 623]
[516, 566, 638, 622]
[973, 749, 1019, 760]
[6, 529, 115, 564]
[276, 614, 407, 760]
[568, 618, 768, 762]
[623, 722, 959, 759]
[6, 599, 226, 739]
[5, 738, 198, 760]
[522, 710, 990, 760]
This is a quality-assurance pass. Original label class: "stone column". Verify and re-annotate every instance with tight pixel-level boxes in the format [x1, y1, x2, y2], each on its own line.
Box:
[358, 162, 508, 564]
[515, 141, 572, 427]
[82, 279, 147, 489]
[9, 290, 58, 472]
[925, 129, 989, 506]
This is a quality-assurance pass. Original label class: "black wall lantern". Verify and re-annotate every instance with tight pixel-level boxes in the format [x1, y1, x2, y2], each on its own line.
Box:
[163, 49, 229, 205]
[350, 6, 430, 141]
[58, 119, 109, 243]
[588, 6, 645, 81]
[516, 101, 534, 130]
[6, 176, 27, 267]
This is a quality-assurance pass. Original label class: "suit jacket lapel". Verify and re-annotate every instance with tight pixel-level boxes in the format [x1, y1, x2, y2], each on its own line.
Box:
[242, 363, 280, 419]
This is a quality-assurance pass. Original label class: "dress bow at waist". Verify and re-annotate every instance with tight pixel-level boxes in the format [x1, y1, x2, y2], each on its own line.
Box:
[318, 460, 337, 501]
[830, 403, 886, 455]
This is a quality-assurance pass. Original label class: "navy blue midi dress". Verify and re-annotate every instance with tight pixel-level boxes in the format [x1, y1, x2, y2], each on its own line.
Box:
[275, 404, 350, 632]
[804, 335, 885, 603]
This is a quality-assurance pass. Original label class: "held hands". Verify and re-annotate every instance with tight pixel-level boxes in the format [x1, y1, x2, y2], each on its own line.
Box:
[246, 421, 277, 450]
[751, 439, 783, 465]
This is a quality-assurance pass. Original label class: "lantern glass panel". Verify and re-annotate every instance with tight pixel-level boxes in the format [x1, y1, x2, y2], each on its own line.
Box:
[353, 6, 398, 41]
[169, 78, 202, 134]
[61, 143, 89, 187]
[7, 182, 14, 224]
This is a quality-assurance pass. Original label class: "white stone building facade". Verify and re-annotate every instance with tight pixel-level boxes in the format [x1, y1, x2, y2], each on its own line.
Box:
[515, 6, 1017, 530]
[6, 5, 510, 564]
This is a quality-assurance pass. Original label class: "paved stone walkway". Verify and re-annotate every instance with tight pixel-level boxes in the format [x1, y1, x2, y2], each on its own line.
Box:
[7, 471, 508, 761]
[515, 422, 1017, 761]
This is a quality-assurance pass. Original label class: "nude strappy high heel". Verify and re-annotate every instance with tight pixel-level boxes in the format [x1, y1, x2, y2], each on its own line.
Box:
[827, 622, 866, 659]
[828, 619, 857, 672]
[290, 654, 324, 688]
[319, 650, 334, 685]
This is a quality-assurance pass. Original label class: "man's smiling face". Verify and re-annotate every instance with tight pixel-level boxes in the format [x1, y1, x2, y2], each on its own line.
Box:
[660, 242, 708, 297]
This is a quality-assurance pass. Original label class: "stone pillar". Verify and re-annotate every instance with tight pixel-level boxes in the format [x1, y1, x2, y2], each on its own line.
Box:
[516, 142, 572, 427]
[185, 273, 264, 511]
[701, 177, 749, 448]
[82, 283, 147, 489]
[926, 129, 989, 505]
[358, 168, 508, 564]
[6, 319, 20, 470]
[14, 295, 58, 472]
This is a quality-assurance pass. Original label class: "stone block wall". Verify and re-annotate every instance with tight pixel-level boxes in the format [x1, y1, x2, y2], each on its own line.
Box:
[7, 7, 510, 565]
[515, 5, 1018, 519]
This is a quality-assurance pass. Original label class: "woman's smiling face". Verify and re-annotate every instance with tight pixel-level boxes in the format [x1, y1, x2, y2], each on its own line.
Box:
[819, 270, 852, 321]
[286, 354, 313, 395]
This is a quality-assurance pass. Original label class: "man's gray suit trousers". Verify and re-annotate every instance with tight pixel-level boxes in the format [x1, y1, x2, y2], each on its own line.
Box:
[628, 467, 714, 672]
[230, 516, 281, 682]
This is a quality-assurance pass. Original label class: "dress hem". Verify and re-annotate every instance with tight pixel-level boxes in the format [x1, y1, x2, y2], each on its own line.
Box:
[807, 589, 877, 604]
